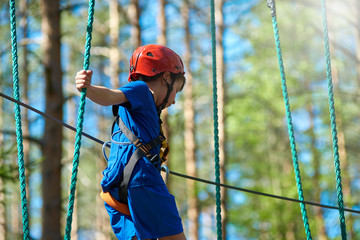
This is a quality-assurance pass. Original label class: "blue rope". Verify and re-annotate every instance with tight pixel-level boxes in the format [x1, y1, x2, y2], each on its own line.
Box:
[320, 0, 347, 239]
[9, 0, 30, 239]
[210, 0, 223, 239]
[267, 1, 312, 239]
[64, 0, 95, 239]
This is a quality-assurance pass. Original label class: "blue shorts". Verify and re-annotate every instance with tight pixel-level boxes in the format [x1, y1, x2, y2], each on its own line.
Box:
[105, 184, 183, 240]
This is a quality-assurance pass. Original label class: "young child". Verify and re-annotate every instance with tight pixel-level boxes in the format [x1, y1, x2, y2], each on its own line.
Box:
[75, 44, 187, 240]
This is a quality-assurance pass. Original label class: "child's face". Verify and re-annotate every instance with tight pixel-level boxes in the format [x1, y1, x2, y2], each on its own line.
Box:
[163, 79, 184, 109]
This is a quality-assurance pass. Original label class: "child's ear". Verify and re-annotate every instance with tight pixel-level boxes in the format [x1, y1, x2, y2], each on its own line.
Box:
[162, 71, 170, 82]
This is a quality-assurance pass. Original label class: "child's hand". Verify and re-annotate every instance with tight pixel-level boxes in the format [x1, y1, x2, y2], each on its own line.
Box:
[75, 70, 93, 92]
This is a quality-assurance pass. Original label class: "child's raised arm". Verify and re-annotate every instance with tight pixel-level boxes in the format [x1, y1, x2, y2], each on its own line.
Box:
[75, 70, 128, 106]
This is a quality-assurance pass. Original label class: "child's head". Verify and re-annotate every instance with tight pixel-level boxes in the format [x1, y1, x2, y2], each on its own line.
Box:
[128, 44, 186, 111]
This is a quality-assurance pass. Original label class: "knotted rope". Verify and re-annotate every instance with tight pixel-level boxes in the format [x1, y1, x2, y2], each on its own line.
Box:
[210, 0, 223, 239]
[64, 0, 95, 239]
[320, 0, 347, 238]
[267, 1, 312, 239]
[9, 0, 30, 239]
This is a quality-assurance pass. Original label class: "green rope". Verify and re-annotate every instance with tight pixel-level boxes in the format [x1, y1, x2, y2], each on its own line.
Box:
[267, 1, 312, 239]
[210, 0, 222, 239]
[64, 0, 95, 239]
[9, 0, 30, 239]
[320, 0, 347, 238]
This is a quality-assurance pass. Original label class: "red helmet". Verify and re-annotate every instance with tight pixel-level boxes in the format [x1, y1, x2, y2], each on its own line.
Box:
[128, 44, 185, 81]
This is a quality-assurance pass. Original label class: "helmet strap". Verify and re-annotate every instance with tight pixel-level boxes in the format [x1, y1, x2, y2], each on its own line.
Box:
[157, 77, 175, 116]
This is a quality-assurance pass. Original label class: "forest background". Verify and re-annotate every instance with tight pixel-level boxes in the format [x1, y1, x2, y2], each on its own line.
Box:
[0, 0, 359, 239]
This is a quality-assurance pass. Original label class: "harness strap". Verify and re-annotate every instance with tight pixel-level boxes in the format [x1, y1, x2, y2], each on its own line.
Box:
[116, 116, 165, 203]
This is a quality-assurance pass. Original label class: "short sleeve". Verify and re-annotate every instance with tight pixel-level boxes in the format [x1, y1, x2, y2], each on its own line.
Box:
[119, 81, 151, 111]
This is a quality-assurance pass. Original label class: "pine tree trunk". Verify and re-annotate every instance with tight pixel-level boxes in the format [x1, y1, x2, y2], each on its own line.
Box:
[128, 0, 141, 47]
[215, 0, 227, 238]
[182, 1, 199, 239]
[40, 0, 63, 238]
[109, 0, 121, 89]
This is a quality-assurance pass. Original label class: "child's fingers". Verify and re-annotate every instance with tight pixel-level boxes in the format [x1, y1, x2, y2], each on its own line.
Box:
[75, 69, 93, 91]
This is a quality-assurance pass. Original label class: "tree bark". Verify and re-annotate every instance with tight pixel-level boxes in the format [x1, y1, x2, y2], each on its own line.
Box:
[215, 0, 227, 238]
[40, 0, 63, 239]
[128, 0, 141, 47]
[182, 1, 199, 239]
[109, 0, 121, 89]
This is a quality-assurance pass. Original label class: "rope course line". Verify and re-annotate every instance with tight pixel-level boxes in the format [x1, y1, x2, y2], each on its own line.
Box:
[267, 0, 312, 239]
[64, 0, 95, 239]
[209, 0, 223, 239]
[320, 0, 347, 238]
[2, 91, 360, 215]
[8, 0, 30, 239]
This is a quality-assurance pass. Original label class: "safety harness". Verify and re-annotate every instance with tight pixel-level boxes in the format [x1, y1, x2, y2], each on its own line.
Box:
[101, 105, 169, 216]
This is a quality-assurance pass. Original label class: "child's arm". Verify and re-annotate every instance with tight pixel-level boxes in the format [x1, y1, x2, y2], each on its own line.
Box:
[75, 70, 128, 106]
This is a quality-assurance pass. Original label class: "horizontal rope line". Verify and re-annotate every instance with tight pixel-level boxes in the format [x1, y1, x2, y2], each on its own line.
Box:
[1, 91, 359, 214]
[0, 91, 104, 145]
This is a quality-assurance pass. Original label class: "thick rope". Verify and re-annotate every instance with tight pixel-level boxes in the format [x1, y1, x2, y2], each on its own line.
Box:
[320, 0, 347, 239]
[9, 0, 30, 239]
[210, 0, 222, 239]
[267, 1, 312, 239]
[64, 0, 95, 239]
[2, 92, 360, 215]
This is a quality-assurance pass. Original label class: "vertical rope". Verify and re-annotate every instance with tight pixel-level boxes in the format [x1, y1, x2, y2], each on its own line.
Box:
[210, 0, 222, 239]
[64, 0, 95, 239]
[267, 1, 312, 239]
[9, 0, 30, 239]
[320, 0, 347, 239]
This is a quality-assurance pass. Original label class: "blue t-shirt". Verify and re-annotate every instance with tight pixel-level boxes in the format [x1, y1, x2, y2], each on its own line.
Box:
[101, 81, 164, 192]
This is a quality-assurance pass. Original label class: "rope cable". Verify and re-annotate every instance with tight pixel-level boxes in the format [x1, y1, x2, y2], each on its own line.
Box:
[64, 0, 95, 239]
[210, 0, 223, 239]
[1, 92, 360, 215]
[320, 0, 347, 238]
[9, 0, 30, 238]
[267, 1, 312, 239]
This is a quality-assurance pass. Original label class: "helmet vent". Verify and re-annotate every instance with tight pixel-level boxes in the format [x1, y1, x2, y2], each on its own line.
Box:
[147, 52, 154, 57]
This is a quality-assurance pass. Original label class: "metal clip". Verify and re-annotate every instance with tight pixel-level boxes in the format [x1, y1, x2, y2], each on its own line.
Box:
[267, 0, 276, 17]
[161, 165, 170, 185]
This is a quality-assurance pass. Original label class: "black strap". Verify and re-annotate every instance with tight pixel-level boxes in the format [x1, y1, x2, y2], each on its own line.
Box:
[115, 116, 165, 203]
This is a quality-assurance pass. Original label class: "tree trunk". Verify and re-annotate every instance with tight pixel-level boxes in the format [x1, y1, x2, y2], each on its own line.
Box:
[157, 0, 167, 46]
[109, 0, 121, 89]
[128, 0, 141, 47]
[182, 1, 199, 239]
[40, 0, 63, 239]
[215, 0, 227, 238]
